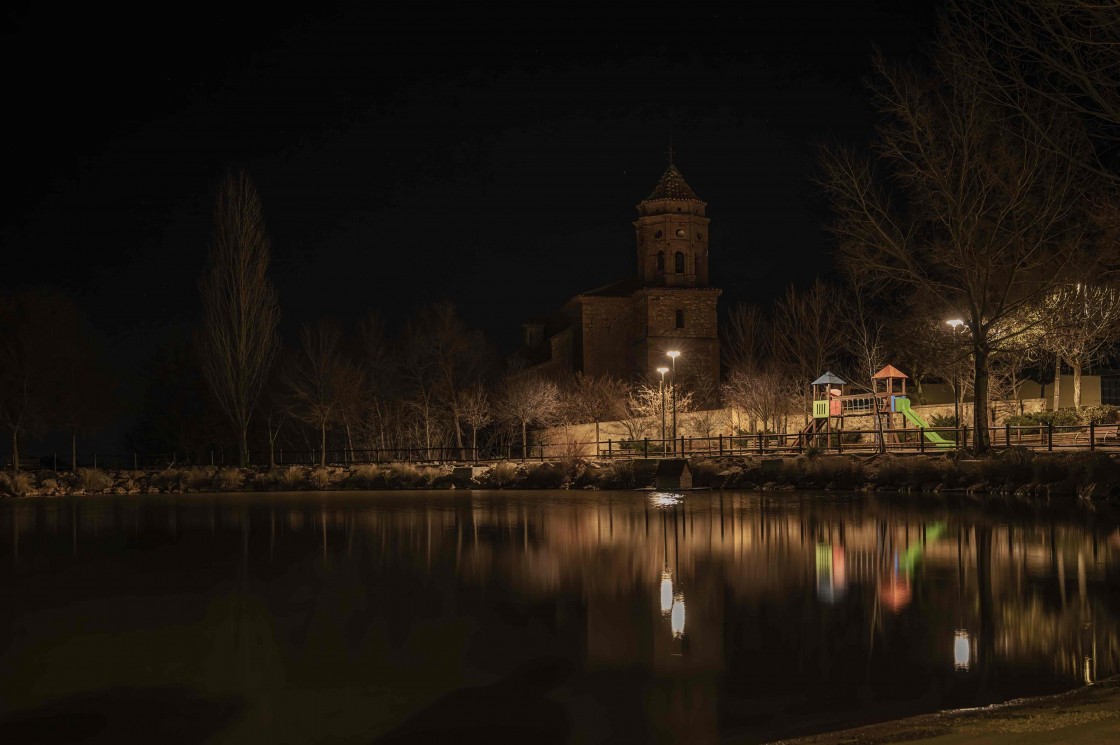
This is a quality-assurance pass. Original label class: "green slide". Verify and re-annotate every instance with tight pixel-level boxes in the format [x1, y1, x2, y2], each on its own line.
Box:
[894, 397, 955, 448]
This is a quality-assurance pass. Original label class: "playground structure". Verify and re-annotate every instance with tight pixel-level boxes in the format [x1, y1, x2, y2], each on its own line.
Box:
[800, 365, 955, 449]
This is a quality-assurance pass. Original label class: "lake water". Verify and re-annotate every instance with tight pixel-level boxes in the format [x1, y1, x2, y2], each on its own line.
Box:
[1, 490, 1118, 744]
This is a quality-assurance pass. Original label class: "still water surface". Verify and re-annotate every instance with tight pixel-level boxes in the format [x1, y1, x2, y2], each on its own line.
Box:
[1, 490, 1118, 744]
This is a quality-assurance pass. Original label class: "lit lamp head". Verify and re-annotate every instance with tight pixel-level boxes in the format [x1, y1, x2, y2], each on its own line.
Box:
[657, 366, 669, 377]
[946, 319, 964, 329]
[666, 350, 681, 360]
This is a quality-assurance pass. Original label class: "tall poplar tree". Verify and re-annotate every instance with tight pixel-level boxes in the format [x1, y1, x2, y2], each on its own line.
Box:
[197, 170, 280, 466]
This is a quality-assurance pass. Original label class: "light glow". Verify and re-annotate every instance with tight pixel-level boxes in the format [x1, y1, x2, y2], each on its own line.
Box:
[666, 350, 680, 359]
[946, 319, 964, 329]
[660, 568, 673, 615]
[954, 629, 971, 670]
[671, 592, 686, 638]
[650, 492, 682, 508]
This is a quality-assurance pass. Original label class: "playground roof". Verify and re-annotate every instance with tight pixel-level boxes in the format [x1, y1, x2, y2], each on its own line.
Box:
[812, 372, 846, 385]
[872, 364, 909, 379]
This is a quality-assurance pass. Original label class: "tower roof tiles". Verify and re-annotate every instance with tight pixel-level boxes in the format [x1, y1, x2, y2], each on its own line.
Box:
[644, 164, 701, 202]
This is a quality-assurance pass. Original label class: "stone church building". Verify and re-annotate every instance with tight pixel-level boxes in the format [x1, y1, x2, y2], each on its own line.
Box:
[521, 162, 721, 385]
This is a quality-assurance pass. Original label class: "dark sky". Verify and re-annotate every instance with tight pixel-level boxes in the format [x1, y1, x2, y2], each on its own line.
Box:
[2, 0, 938, 358]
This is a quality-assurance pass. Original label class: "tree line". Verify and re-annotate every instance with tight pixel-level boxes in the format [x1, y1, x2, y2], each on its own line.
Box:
[5, 0, 1120, 465]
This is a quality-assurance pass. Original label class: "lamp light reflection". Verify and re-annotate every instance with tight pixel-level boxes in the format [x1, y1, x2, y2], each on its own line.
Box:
[660, 568, 673, 616]
[650, 492, 682, 508]
[671, 592, 686, 638]
[954, 629, 971, 671]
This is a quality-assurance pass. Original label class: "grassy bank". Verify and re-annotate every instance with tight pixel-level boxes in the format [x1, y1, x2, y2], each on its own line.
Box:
[2, 450, 1119, 505]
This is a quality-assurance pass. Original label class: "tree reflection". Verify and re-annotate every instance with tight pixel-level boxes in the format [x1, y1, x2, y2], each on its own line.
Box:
[2, 493, 1118, 742]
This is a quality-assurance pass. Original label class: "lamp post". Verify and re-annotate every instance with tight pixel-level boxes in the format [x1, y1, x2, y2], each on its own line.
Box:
[946, 320, 964, 434]
[657, 366, 669, 452]
[667, 350, 681, 454]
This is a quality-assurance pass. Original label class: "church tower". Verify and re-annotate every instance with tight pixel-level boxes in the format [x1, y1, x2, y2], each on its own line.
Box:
[629, 162, 721, 389]
[634, 164, 711, 287]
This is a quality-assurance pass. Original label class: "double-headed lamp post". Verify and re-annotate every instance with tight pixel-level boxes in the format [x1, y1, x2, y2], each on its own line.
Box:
[667, 350, 681, 454]
[946, 320, 964, 431]
[657, 366, 670, 450]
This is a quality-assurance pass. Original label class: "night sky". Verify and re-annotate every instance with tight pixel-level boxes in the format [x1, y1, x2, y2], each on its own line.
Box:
[2, 1, 937, 359]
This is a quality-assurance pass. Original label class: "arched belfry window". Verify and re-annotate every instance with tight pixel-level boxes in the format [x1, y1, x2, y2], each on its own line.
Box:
[674, 251, 685, 274]
[657, 251, 665, 271]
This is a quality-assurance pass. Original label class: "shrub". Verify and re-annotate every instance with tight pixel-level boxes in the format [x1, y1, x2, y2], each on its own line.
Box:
[78, 468, 113, 493]
[1080, 405, 1119, 425]
[928, 414, 959, 442]
[525, 463, 566, 488]
[387, 463, 423, 488]
[215, 468, 244, 491]
[598, 460, 635, 489]
[263, 466, 306, 490]
[0, 471, 34, 497]
[806, 456, 866, 489]
[488, 461, 519, 488]
[309, 467, 332, 490]
[1031, 454, 1069, 484]
[1007, 414, 1044, 434]
[347, 464, 383, 489]
[978, 447, 1035, 486]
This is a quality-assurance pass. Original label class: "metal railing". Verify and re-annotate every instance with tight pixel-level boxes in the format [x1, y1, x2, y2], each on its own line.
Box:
[8, 423, 1119, 471]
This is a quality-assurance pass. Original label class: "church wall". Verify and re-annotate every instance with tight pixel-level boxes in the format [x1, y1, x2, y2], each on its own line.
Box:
[633, 289, 721, 385]
[578, 297, 629, 378]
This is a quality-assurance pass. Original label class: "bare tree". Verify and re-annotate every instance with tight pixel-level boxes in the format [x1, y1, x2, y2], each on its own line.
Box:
[496, 370, 559, 459]
[818, 42, 1101, 451]
[1040, 283, 1120, 408]
[47, 300, 115, 470]
[620, 382, 695, 446]
[401, 302, 488, 457]
[283, 322, 362, 468]
[458, 382, 492, 460]
[0, 291, 67, 469]
[772, 281, 843, 423]
[721, 367, 795, 434]
[839, 273, 891, 452]
[565, 373, 627, 445]
[721, 302, 771, 373]
[944, 0, 1120, 180]
[197, 170, 280, 467]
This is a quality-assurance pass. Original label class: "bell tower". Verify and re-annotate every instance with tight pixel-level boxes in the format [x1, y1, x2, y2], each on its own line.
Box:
[634, 163, 710, 287]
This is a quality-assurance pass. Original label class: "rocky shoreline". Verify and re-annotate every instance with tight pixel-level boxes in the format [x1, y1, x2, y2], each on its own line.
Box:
[1, 449, 1118, 506]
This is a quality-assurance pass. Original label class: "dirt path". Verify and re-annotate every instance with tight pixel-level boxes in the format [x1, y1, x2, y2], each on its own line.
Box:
[770, 679, 1120, 745]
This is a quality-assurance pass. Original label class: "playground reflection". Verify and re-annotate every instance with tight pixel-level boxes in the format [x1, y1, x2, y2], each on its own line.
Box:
[2, 491, 1118, 744]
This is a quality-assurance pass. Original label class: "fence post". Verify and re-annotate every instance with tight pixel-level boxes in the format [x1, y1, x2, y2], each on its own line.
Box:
[93, 453, 98, 469]
[608, 439, 613, 459]
[962, 427, 968, 451]
[644, 438, 649, 457]
[758, 432, 764, 455]
[1005, 422, 1011, 449]
[919, 429, 925, 453]
[1090, 422, 1096, 451]
[1048, 422, 1054, 452]
[719, 434, 724, 456]
[682, 436, 687, 456]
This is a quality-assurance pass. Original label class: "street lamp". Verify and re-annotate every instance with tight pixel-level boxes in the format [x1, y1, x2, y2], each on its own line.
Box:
[667, 350, 681, 454]
[946, 320, 964, 434]
[657, 366, 669, 451]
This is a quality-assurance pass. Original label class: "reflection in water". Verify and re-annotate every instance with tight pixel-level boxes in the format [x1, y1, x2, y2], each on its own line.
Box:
[954, 629, 972, 671]
[1, 492, 1119, 743]
[660, 567, 674, 616]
